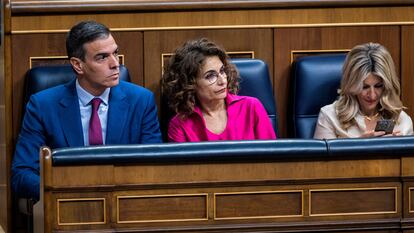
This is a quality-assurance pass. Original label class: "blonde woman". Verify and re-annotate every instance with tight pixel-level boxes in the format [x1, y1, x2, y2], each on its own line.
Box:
[314, 42, 413, 139]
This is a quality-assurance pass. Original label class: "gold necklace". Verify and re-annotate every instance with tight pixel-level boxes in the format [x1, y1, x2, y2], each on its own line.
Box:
[363, 112, 379, 121]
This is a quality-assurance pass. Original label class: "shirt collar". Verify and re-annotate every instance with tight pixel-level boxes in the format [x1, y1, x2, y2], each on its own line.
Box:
[76, 79, 110, 106]
[333, 101, 367, 131]
[225, 93, 245, 106]
[354, 112, 368, 130]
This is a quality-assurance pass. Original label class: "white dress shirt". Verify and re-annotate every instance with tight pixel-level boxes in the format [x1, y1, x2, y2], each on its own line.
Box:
[314, 101, 413, 139]
[76, 79, 110, 145]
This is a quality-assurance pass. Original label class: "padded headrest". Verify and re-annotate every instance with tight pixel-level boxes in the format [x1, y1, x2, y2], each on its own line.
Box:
[327, 136, 414, 156]
[52, 139, 327, 165]
[232, 58, 278, 136]
[24, 64, 131, 103]
[291, 54, 347, 138]
[51, 135, 414, 166]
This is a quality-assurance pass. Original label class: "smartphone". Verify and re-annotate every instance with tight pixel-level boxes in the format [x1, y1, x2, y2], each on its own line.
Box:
[374, 119, 395, 134]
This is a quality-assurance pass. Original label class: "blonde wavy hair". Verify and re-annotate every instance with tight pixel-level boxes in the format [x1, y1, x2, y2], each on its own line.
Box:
[336, 42, 404, 129]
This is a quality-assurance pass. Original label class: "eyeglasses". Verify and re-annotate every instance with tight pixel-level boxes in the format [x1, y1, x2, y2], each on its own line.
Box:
[203, 66, 227, 85]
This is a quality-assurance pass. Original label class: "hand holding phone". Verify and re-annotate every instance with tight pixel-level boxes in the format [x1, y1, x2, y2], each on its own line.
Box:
[374, 119, 395, 134]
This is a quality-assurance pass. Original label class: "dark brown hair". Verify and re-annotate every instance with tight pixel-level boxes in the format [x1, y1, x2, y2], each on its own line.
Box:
[66, 21, 111, 61]
[162, 38, 239, 117]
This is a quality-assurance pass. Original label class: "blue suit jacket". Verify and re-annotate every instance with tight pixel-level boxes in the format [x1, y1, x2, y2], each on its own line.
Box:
[12, 79, 162, 200]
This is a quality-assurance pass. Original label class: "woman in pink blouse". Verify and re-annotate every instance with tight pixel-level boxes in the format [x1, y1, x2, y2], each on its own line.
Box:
[162, 38, 276, 142]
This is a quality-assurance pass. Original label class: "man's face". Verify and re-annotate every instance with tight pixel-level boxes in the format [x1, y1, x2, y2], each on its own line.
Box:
[71, 34, 120, 96]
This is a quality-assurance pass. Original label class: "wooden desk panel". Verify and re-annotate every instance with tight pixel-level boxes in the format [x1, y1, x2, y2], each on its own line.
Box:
[39, 150, 407, 232]
[9, 7, 414, 32]
[10, 0, 414, 15]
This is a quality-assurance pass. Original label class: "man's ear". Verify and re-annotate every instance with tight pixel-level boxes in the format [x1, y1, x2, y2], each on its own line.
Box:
[70, 57, 83, 75]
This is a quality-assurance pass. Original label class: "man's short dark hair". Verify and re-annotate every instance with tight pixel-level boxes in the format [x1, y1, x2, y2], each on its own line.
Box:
[66, 21, 111, 61]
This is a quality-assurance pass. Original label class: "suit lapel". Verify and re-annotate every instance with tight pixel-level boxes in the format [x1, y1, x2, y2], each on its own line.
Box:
[59, 79, 84, 147]
[106, 83, 130, 144]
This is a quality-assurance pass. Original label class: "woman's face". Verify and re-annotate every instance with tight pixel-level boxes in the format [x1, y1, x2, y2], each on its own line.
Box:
[195, 56, 228, 104]
[357, 73, 384, 115]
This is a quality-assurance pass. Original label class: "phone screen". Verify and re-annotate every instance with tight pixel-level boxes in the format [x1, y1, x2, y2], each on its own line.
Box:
[374, 119, 395, 134]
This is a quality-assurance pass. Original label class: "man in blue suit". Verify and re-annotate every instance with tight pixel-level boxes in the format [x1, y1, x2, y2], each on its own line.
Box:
[11, 21, 162, 201]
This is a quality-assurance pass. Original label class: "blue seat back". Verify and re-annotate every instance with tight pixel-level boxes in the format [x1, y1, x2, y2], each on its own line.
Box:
[232, 58, 278, 136]
[291, 54, 346, 139]
[24, 64, 131, 103]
